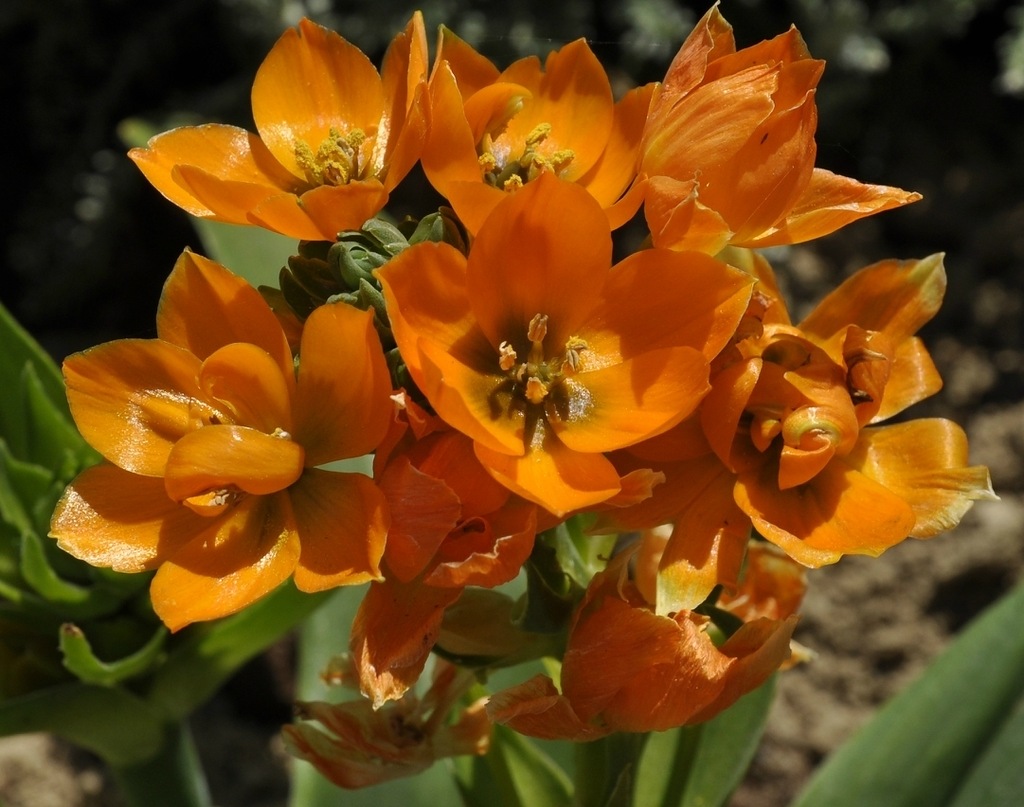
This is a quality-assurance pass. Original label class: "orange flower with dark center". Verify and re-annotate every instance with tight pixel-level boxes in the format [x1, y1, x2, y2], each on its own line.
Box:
[129, 15, 428, 241]
[376, 174, 753, 516]
[422, 28, 654, 234]
[639, 6, 920, 253]
[49, 252, 394, 629]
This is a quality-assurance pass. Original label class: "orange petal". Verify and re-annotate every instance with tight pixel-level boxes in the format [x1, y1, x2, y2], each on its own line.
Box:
[467, 174, 611, 348]
[433, 25, 500, 96]
[873, 336, 943, 420]
[845, 420, 996, 538]
[753, 167, 922, 247]
[799, 254, 946, 342]
[157, 250, 293, 370]
[644, 175, 734, 253]
[486, 674, 611, 741]
[379, 456, 462, 583]
[293, 303, 392, 466]
[474, 425, 621, 517]
[171, 165, 302, 232]
[197, 343, 294, 434]
[128, 124, 301, 219]
[426, 503, 537, 589]
[379, 12, 429, 184]
[576, 82, 655, 212]
[164, 424, 304, 501]
[150, 492, 300, 630]
[594, 247, 753, 362]
[499, 40, 614, 178]
[421, 64, 489, 200]
[434, 180, 508, 235]
[50, 463, 200, 572]
[350, 578, 462, 707]
[63, 338, 204, 475]
[735, 458, 917, 567]
[290, 469, 388, 591]
[251, 19, 385, 179]
[549, 346, 710, 453]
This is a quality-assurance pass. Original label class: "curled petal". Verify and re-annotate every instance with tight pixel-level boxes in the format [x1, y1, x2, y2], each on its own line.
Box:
[198, 343, 294, 434]
[486, 674, 611, 742]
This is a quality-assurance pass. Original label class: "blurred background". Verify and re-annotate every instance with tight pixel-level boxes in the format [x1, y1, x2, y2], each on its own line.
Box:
[1, 1, 1023, 805]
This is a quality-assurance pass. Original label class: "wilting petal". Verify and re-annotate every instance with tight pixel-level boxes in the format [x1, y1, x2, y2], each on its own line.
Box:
[251, 19, 385, 179]
[63, 339, 205, 476]
[426, 503, 537, 589]
[290, 469, 388, 591]
[293, 303, 392, 466]
[735, 458, 917, 567]
[378, 456, 462, 583]
[845, 420, 996, 538]
[150, 493, 300, 630]
[475, 426, 621, 517]
[351, 579, 462, 707]
[550, 346, 709, 453]
[486, 674, 611, 741]
[128, 124, 301, 219]
[157, 250, 293, 370]
[50, 464, 200, 572]
[164, 424, 304, 501]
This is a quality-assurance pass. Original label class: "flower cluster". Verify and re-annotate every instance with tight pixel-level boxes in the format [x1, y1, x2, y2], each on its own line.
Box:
[51, 5, 993, 786]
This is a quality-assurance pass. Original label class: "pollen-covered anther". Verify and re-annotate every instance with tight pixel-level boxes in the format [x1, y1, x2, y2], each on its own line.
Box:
[561, 335, 589, 374]
[525, 376, 549, 404]
[498, 341, 518, 371]
[271, 427, 293, 440]
[525, 122, 552, 147]
[293, 127, 368, 186]
[182, 487, 240, 517]
[527, 313, 549, 344]
[503, 175, 524, 192]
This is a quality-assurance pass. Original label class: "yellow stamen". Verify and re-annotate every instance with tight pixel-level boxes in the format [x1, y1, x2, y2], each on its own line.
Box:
[525, 122, 552, 147]
[525, 377, 549, 404]
[527, 313, 549, 344]
[498, 341, 518, 371]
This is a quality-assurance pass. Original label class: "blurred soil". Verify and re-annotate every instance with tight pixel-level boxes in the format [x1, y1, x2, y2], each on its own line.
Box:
[2, 1, 1024, 805]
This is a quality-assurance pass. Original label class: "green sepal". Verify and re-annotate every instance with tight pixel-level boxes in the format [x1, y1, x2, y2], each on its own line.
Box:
[59, 621, 168, 686]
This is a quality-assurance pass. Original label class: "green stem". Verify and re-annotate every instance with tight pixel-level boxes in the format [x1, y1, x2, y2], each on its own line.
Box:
[109, 720, 211, 807]
[574, 732, 649, 807]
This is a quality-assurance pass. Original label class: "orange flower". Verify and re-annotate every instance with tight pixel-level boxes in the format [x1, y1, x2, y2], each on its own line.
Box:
[376, 174, 753, 516]
[486, 550, 796, 740]
[639, 6, 920, 253]
[283, 656, 490, 789]
[350, 395, 537, 706]
[49, 251, 393, 630]
[422, 27, 654, 234]
[129, 15, 428, 241]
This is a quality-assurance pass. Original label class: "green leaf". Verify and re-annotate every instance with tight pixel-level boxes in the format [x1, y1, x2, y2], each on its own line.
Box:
[59, 622, 168, 686]
[457, 724, 573, 807]
[0, 440, 53, 538]
[20, 362, 91, 476]
[793, 581, 1024, 807]
[191, 218, 297, 290]
[147, 581, 329, 721]
[634, 676, 776, 807]
[18, 529, 126, 618]
[0, 682, 165, 765]
[0, 300, 68, 459]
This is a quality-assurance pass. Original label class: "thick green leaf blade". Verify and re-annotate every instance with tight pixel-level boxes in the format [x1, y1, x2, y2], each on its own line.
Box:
[793, 581, 1024, 807]
[634, 676, 776, 807]
[947, 689, 1024, 807]
[457, 724, 573, 807]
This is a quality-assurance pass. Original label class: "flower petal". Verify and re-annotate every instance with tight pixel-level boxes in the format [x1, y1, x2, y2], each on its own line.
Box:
[149, 492, 301, 630]
[128, 124, 301, 219]
[157, 250, 292, 370]
[486, 674, 611, 741]
[251, 19, 385, 179]
[50, 463, 200, 572]
[474, 425, 621, 517]
[293, 303, 392, 466]
[63, 339, 205, 475]
[197, 343, 294, 434]
[845, 420, 996, 538]
[290, 469, 388, 591]
[164, 425, 304, 501]
[735, 458, 917, 567]
[549, 346, 710, 454]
